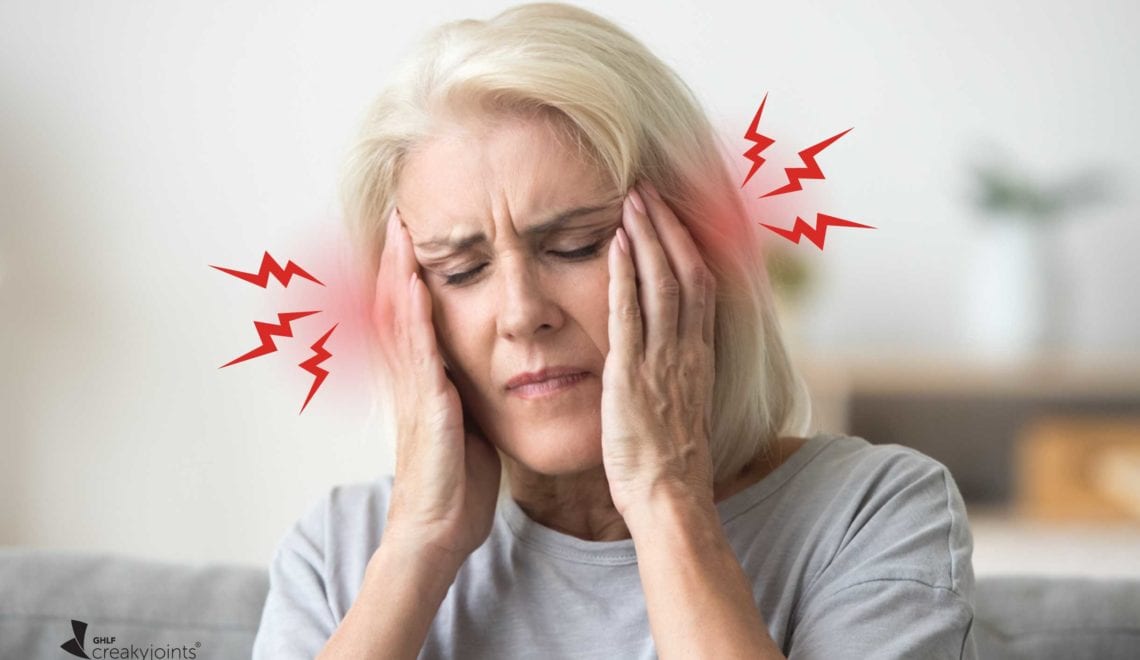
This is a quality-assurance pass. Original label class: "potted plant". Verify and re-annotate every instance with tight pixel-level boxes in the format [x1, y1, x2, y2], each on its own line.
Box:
[964, 153, 1110, 358]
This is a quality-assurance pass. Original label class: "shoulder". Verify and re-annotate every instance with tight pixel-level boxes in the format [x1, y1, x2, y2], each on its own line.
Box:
[255, 477, 397, 656]
[306, 474, 395, 531]
[265, 476, 397, 620]
[800, 434, 974, 598]
[811, 433, 951, 480]
[804, 434, 965, 517]
[324, 475, 397, 529]
[274, 475, 396, 567]
[783, 436, 977, 657]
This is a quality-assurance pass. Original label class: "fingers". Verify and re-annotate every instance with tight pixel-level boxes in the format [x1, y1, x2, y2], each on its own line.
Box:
[628, 181, 717, 350]
[372, 209, 402, 358]
[372, 208, 445, 392]
[703, 260, 716, 348]
[391, 212, 447, 389]
[408, 270, 448, 394]
[621, 186, 679, 354]
[608, 220, 641, 368]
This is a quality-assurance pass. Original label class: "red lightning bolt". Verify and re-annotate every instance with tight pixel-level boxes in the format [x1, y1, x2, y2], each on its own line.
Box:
[761, 127, 853, 198]
[741, 93, 775, 187]
[298, 323, 337, 414]
[759, 213, 875, 250]
[210, 251, 324, 288]
[220, 311, 320, 368]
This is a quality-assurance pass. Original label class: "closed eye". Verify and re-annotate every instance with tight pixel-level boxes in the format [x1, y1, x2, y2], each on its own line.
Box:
[550, 240, 606, 260]
[443, 239, 608, 286]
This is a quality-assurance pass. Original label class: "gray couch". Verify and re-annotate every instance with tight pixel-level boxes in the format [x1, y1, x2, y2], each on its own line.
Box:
[2, 547, 1138, 659]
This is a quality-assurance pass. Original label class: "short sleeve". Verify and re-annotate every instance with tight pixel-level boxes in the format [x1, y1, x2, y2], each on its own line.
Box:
[787, 448, 978, 659]
[789, 578, 976, 659]
[251, 492, 338, 659]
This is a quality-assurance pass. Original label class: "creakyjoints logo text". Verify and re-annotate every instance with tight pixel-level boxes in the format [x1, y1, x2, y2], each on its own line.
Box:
[60, 619, 200, 659]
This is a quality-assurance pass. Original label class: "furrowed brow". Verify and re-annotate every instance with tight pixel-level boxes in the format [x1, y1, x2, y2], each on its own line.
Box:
[414, 199, 623, 254]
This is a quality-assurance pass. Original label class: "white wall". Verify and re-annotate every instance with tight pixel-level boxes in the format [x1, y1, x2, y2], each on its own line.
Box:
[2, 0, 1137, 566]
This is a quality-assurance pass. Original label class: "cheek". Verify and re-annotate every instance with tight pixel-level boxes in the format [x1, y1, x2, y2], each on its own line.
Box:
[431, 296, 476, 367]
[431, 290, 506, 395]
[571, 260, 613, 355]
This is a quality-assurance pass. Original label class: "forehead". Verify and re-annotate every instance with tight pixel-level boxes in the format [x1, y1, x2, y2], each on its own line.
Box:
[394, 115, 615, 251]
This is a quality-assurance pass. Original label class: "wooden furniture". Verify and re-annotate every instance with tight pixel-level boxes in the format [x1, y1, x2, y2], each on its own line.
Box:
[793, 351, 1140, 506]
[1014, 415, 1140, 522]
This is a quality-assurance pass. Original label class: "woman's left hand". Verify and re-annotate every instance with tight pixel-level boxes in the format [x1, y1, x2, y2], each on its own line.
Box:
[602, 180, 718, 523]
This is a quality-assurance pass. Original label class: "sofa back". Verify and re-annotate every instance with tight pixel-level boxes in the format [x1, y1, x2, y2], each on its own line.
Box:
[3, 547, 1139, 659]
[1, 548, 267, 659]
[975, 574, 1140, 659]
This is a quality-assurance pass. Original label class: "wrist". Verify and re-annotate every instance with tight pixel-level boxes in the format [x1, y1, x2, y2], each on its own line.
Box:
[369, 533, 465, 587]
[329, 530, 462, 659]
[378, 523, 470, 570]
[623, 484, 719, 541]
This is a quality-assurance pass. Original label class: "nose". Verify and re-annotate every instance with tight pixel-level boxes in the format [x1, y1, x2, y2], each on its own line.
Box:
[494, 252, 564, 341]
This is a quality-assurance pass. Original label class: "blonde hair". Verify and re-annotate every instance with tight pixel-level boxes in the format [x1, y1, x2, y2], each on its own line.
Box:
[341, 2, 812, 498]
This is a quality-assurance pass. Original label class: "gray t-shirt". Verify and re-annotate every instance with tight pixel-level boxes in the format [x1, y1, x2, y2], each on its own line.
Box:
[252, 432, 978, 659]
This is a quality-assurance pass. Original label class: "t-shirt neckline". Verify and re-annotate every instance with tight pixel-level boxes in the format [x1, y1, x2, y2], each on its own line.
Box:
[497, 431, 838, 565]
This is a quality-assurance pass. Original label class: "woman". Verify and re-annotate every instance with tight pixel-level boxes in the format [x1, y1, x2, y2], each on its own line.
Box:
[253, 3, 977, 658]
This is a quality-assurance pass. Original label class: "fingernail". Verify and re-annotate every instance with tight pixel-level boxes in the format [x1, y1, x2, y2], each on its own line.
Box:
[616, 227, 629, 253]
[643, 181, 662, 201]
[628, 187, 645, 213]
[409, 271, 417, 295]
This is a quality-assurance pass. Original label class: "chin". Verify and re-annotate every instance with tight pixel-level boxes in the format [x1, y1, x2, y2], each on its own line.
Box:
[478, 376, 604, 477]
[496, 420, 604, 477]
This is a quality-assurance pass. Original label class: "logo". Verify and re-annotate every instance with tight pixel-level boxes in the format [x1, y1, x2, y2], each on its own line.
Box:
[57, 619, 200, 659]
[60, 620, 89, 658]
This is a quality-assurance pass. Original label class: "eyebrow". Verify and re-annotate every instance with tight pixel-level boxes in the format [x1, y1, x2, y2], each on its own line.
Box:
[412, 199, 623, 254]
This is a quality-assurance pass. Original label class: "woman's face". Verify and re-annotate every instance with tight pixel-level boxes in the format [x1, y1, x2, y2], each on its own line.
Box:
[393, 114, 624, 476]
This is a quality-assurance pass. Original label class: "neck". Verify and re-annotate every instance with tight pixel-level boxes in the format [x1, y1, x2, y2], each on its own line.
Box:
[506, 460, 633, 542]
[503, 442, 790, 543]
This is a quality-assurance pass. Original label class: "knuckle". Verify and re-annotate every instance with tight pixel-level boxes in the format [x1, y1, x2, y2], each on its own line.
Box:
[691, 264, 712, 290]
[409, 348, 430, 370]
[656, 276, 680, 298]
[618, 302, 641, 320]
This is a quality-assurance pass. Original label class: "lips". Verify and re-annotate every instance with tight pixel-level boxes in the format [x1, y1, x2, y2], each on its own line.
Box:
[505, 366, 591, 391]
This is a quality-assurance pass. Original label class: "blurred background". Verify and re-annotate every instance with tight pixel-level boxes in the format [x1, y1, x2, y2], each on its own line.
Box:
[1, 0, 1137, 576]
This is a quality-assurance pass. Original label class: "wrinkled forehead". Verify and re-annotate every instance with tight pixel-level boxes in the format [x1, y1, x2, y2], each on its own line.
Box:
[394, 114, 617, 252]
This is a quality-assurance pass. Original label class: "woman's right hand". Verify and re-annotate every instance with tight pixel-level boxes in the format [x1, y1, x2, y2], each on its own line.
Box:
[371, 208, 503, 564]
